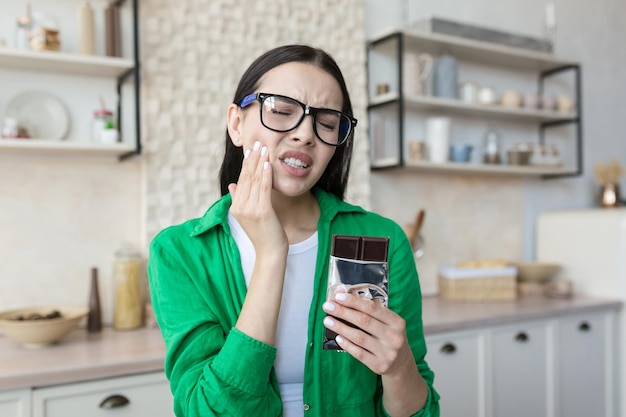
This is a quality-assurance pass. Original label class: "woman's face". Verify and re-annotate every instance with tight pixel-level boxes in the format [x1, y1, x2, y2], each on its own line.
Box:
[227, 62, 343, 199]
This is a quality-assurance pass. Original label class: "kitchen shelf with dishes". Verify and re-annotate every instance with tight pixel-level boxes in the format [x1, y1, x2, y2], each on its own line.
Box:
[0, 0, 140, 160]
[366, 27, 582, 179]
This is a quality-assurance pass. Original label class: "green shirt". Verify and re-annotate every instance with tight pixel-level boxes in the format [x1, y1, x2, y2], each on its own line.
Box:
[148, 188, 440, 417]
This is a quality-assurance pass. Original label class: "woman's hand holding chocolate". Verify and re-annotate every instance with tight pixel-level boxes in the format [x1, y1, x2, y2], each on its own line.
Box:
[322, 292, 414, 377]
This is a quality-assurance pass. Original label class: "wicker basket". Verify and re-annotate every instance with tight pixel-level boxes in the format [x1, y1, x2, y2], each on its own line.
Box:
[438, 266, 518, 301]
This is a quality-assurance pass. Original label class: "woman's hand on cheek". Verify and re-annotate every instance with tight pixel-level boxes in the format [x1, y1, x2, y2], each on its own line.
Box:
[322, 293, 414, 377]
[228, 140, 288, 255]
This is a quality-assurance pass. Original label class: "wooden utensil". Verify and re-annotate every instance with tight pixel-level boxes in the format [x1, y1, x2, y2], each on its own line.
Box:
[409, 209, 425, 251]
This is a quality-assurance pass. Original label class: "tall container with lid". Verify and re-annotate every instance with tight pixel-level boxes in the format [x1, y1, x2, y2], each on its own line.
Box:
[113, 242, 144, 330]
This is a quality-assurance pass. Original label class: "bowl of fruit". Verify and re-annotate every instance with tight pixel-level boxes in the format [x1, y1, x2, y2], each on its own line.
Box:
[0, 306, 89, 348]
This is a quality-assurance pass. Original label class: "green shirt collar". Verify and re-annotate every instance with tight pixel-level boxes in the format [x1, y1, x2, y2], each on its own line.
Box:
[189, 188, 365, 237]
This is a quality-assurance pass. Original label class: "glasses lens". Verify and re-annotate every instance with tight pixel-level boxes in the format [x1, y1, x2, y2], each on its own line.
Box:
[261, 95, 303, 132]
[315, 110, 351, 145]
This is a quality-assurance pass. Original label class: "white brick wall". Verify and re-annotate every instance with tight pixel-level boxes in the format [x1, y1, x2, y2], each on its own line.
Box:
[142, 0, 371, 240]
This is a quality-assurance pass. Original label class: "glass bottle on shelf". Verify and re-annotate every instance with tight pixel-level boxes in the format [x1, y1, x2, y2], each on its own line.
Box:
[483, 128, 502, 164]
[15, 4, 32, 50]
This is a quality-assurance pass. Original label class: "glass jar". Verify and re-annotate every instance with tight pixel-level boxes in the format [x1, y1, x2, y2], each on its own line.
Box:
[113, 242, 144, 330]
[15, 15, 31, 50]
[91, 109, 114, 143]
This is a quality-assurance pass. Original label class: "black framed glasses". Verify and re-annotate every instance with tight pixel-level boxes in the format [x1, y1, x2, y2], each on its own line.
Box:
[238, 93, 357, 146]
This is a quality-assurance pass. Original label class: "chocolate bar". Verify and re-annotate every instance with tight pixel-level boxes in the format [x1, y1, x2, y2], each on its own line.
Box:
[323, 235, 390, 350]
[331, 235, 389, 262]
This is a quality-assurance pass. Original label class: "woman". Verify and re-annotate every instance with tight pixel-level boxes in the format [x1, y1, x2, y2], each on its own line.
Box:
[148, 44, 439, 417]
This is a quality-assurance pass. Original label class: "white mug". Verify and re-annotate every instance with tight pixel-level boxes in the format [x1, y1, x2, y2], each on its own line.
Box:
[458, 82, 479, 103]
[477, 86, 496, 105]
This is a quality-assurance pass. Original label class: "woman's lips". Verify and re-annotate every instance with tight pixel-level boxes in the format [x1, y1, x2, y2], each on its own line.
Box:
[278, 150, 313, 177]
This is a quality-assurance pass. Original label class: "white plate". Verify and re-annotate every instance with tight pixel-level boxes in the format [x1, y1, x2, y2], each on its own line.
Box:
[4, 92, 70, 140]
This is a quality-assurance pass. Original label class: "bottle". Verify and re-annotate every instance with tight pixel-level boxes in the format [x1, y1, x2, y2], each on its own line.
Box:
[87, 267, 102, 332]
[15, 17, 31, 50]
[113, 243, 144, 330]
[483, 128, 502, 164]
[14, 4, 32, 50]
[104, 1, 121, 57]
[77, 1, 96, 55]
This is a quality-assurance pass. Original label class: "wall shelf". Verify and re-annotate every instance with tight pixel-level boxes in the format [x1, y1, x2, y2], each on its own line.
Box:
[0, 48, 134, 78]
[0, 138, 135, 157]
[369, 92, 578, 123]
[373, 27, 577, 71]
[401, 160, 575, 177]
[0, 0, 140, 160]
[367, 29, 583, 179]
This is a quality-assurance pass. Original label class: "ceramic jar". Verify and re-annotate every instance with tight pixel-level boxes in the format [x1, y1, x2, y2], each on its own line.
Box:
[433, 53, 458, 99]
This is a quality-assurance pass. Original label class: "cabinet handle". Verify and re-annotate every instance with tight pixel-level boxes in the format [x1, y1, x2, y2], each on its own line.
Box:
[99, 394, 130, 409]
[515, 332, 529, 342]
[440, 343, 457, 354]
[578, 321, 591, 332]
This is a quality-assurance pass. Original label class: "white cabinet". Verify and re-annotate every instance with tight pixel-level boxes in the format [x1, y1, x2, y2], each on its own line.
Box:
[0, 389, 31, 417]
[426, 330, 484, 417]
[555, 312, 616, 417]
[366, 28, 581, 178]
[425, 307, 618, 417]
[32, 372, 174, 417]
[489, 321, 549, 417]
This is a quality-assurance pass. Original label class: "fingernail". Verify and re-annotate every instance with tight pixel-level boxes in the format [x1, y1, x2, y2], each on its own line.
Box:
[253, 141, 261, 151]
[244, 149, 251, 159]
[336, 335, 344, 344]
[323, 316, 335, 327]
[261, 146, 267, 156]
[323, 302, 335, 312]
[263, 161, 269, 170]
[335, 293, 347, 301]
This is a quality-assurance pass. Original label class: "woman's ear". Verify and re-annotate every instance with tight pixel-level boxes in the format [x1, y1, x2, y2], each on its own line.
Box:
[227, 103, 243, 147]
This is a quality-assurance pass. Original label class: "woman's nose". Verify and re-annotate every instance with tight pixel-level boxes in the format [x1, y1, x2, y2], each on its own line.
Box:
[290, 115, 316, 145]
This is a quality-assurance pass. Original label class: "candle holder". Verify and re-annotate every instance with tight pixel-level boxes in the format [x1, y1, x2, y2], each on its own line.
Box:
[600, 183, 621, 208]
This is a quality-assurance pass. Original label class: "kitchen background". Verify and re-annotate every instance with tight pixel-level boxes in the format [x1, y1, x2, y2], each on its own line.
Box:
[0, 0, 625, 321]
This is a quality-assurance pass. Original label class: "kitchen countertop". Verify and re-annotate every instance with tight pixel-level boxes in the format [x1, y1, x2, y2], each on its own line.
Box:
[1, 295, 622, 391]
[421, 294, 622, 334]
[0, 327, 166, 391]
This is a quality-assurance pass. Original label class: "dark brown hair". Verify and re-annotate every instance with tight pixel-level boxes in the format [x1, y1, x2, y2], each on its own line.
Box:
[219, 44, 355, 200]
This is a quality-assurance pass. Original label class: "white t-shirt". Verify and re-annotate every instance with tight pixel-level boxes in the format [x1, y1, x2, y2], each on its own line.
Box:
[228, 213, 317, 417]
